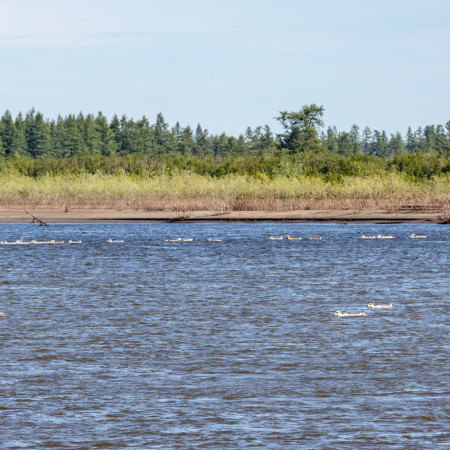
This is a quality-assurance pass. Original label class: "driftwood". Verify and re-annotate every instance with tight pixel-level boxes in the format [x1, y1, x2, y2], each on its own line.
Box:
[25, 210, 49, 226]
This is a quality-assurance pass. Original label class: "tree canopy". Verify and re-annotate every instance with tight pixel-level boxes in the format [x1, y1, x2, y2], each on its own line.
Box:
[0, 107, 449, 160]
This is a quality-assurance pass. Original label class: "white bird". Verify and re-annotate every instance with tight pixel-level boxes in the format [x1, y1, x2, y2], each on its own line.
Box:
[367, 302, 393, 309]
[334, 310, 367, 317]
[308, 237, 321, 240]
[107, 238, 124, 243]
[208, 238, 222, 242]
[269, 236, 283, 240]
[68, 240, 82, 244]
[409, 233, 426, 239]
[376, 235, 394, 239]
[361, 235, 376, 239]
[285, 234, 301, 240]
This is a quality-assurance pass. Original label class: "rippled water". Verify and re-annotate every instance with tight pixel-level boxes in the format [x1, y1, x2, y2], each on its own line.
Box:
[0, 222, 448, 448]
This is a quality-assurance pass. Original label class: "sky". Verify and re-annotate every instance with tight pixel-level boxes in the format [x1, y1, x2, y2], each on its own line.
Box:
[0, 0, 449, 136]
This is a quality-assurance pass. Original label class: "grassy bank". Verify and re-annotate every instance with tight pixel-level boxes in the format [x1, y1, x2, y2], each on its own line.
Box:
[1, 172, 448, 213]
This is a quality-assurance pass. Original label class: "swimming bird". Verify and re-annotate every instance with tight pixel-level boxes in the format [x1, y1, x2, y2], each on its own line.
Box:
[361, 235, 376, 239]
[307, 237, 321, 240]
[334, 310, 367, 317]
[409, 233, 426, 239]
[376, 235, 394, 239]
[0, 312, 4, 315]
[367, 302, 393, 309]
[285, 234, 301, 240]
[208, 238, 222, 242]
[68, 240, 82, 244]
[107, 238, 124, 243]
[269, 236, 283, 240]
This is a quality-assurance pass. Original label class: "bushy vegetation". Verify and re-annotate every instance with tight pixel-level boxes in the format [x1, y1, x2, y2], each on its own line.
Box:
[0, 152, 448, 180]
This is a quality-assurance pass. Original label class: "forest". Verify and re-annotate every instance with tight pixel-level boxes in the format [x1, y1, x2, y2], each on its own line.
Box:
[0, 106, 449, 161]
[0, 106, 448, 214]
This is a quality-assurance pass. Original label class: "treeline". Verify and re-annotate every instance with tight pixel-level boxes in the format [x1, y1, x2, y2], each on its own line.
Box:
[0, 108, 449, 159]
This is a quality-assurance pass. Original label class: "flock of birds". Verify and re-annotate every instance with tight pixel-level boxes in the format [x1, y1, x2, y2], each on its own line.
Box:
[0, 232, 427, 246]
[334, 302, 393, 317]
[268, 233, 426, 240]
[360, 233, 426, 239]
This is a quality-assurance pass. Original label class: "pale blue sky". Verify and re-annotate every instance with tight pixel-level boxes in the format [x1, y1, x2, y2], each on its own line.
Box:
[0, 0, 449, 136]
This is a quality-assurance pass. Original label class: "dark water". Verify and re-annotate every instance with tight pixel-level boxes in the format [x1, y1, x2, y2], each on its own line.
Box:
[0, 222, 448, 449]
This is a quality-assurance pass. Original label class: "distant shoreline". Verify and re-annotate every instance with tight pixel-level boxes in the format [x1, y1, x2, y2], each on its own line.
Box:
[0, 209, 445, 224]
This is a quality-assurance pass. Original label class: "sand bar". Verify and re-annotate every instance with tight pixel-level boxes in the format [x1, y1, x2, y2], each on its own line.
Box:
[0, 209, 445, 223]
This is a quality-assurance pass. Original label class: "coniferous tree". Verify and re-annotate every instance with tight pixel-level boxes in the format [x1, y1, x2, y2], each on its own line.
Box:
[119, 115, 133, 155]
[0, 110, 16, 156]
[129, 116, 154, 154]
[63, 115, 87, 157]
[173, 122, 182, 146]
[154, 112, 177, 154]
[349, 124, 361, 154]
[179, 125, 194, 155]
[362, 127, 372, 155]
[96, 112, 117, 156]
[389, 132, 405, 155]
[434, 125, 449, 155]
[326, 126, 338, 153]
[337, 132, 353, 155]
[193, 124, 210, 156]
[27, 111, 51, 158]
[424, 125, 436, 153]
[262, 125, 276, 155]
[84, 114, 102, 156]
[406, 127, 416, 153]
[109, 114, 121, 153]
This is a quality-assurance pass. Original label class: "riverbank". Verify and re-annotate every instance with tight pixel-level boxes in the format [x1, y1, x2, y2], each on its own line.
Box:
[0, 208, 445, 223]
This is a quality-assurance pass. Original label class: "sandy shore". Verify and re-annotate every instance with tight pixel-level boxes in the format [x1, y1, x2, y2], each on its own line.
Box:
[0, 208, 444, 223]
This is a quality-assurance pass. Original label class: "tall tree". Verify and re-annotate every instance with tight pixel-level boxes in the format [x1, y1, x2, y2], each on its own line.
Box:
[130, 116, 155, 154]
[362, 127, 372, 155]
[27, 111, 51, 158]
[63, 115, 87, 157]
[349, 124, 361, 154]
[389, 132, 405, 155]
[326, 126, 338, 153]
[83, 114, 102, 156]
[96, 112, 117, 156]
[0, 110, 16, 155]
[276, 104, 324, 153]
[405, 127, 416, 153]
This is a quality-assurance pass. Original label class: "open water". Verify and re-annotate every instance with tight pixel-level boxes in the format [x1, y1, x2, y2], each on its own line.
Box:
[0, 222, 448, 449]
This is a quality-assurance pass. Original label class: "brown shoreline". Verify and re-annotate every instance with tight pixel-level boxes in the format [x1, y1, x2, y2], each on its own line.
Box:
[0, 208, 444, 224]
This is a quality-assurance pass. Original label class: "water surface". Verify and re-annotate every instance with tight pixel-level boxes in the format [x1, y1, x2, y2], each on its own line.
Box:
[0, 223, 448, 448]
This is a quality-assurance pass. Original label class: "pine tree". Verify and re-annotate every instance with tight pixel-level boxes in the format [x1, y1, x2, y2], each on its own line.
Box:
[27, 111, 51, 158]
[406, 127, 416, 153]
[130, 116, 155, 154]
[96, 112, 117, 156]
[349, 124, 361, 154]
[83, 114, 102, 156]
[326, 126, 338, 153]
[63, 115, 87, 157]
[0, 110, 16, 155]
[362, 127, 372, 155]
[389, 132, 405, 155]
